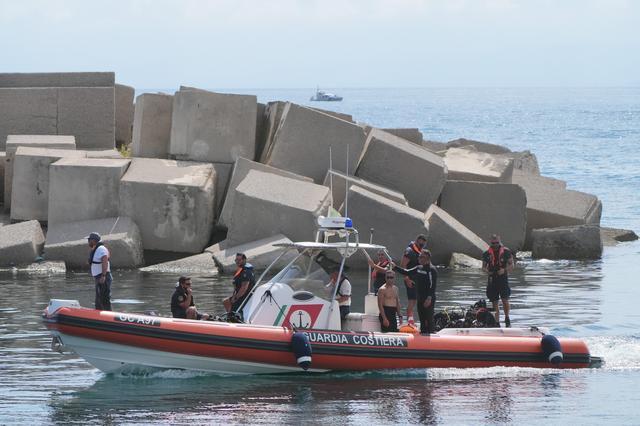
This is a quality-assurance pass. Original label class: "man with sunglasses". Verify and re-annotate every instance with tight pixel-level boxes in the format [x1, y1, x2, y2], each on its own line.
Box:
[171, 276, 210, 320]
[376, 270, 402, 332]
[482, 234, 514, 327]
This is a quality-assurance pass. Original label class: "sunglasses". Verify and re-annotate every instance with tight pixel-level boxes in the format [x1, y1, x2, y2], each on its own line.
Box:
[386, 275, 395, 279]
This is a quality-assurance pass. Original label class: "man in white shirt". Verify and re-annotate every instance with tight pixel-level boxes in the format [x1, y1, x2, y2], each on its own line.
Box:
[87, 232, 112, 311]
[327, 269, 352, 321]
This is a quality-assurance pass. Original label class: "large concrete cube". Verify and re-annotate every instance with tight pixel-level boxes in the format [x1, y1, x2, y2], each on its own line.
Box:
[139, 252, 217, 274]
[356, 128, 447, 211]
[211, 163, 233, 219]
[4, 135, 77, 212]
[0, 151, 4, 204]
[226, 170, 330, 246]
[425, 205, 487, 266]
[119, 158, 216, 253]
[516, 178, 602, 248]
[0, 72, 115, 87]
[258, 101, 288, 163]
[115, 84, 135, 146]
[531, 225, 602, 260]
[439, 181, 527, 250]
[262, 103, 367, 183]
[212, 234, 297, 274]
[169, 89, 257, 163]
[131, 93, 173, 159]
[443, 147, 514, 183]
[446, 138, 512, 155]
[11, 147, 86, 221]
[511, 169, 566, 190]
[347, 185, 428, 268]
[323, 169, 408, 210]
[57, 87, 115, 150]
[219, 157, 313, 228]
[0, 88, 58, 150]
[383, 128, 424, 144]
[0, 220, 45, 266]
[44, 216, 144, 269]
[48, 158, 130, 224]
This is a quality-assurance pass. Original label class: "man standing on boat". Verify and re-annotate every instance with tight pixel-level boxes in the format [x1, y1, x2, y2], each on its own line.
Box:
[400, 234, 427, 323]
[376, 270, 402, 332]
[482, 235, 514, 327]
[87, 232, 112, 311]
[370, 250, 391, 295]
[394, 249, 437, 334]
[171, 276, 210, 320]
[326, 269, 352, 321]
[223, 253, 256, 318]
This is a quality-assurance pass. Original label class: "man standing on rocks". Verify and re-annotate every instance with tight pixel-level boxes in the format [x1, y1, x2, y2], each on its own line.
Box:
[223, 253, 256, 319]
[87, 232, 112, 311]
[482, 234, 514, 327]
[400, 234, 427, 324]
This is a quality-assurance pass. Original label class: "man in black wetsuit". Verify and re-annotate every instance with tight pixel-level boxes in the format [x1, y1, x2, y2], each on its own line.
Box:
[394, 249, 438, 334]
[223, 253, 256, 318]
[171, 276, 210, 320]
[482, 234, 514, 327]
[400, 234, 427, 323]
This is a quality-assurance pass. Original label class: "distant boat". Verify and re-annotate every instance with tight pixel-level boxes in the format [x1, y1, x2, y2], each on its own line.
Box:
[310, 88, 343, 102]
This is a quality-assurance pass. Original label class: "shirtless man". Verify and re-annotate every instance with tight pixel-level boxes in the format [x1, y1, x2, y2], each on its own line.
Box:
[377, 270, 402, 332]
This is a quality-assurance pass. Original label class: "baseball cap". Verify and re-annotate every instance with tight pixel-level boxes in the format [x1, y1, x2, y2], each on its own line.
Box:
[86, 232, 101, 241]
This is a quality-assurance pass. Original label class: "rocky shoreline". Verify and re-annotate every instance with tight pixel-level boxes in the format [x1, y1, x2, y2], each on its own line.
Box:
[0, 72, 636, 274]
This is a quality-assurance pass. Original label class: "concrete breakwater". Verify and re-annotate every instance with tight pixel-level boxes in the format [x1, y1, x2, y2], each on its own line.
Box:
[0, 72, 635, 273]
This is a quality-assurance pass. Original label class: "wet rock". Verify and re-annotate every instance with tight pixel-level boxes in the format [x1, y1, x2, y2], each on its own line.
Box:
[45, 216, 144, 269]
[0, 220, 45, 266]
[425, 205, 487, 266]
[357, 128, 447, 210]
[0, 261, 66, 275]
[119, 158, 215, 253]
[531, 225, 603, 260]
[600, 227, 639, 246]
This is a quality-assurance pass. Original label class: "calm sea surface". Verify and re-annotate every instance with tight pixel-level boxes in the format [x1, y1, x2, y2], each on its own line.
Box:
[1, 88, 639, 425]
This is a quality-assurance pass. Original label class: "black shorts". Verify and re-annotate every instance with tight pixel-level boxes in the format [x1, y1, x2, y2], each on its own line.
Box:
[405, 283, 417, 300]
[486, 276, 511, 302]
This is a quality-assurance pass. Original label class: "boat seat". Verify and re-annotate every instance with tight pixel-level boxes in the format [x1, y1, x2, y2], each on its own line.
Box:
[342, 313, 381, 332]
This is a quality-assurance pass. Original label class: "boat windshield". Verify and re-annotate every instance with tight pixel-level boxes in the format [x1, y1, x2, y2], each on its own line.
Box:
[266, 249, 335, 295]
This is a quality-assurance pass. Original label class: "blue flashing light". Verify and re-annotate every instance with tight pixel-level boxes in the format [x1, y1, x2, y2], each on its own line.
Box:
[345, 217, 353, 228]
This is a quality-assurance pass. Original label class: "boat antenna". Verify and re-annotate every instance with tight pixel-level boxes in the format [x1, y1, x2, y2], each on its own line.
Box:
[344, 144, 349, 218]
[328, 146, 334, 215]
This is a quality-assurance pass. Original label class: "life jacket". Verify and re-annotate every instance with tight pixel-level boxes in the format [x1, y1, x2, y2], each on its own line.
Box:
[371, 260, 389, 280]
[233, 263, 255, 290]
[88, 242, 110, 265]
[487, 245, 506, 269]
[410, 242, 421, 255]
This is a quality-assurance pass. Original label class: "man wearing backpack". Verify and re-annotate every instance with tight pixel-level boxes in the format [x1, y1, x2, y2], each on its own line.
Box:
[87, 232, 112, 311]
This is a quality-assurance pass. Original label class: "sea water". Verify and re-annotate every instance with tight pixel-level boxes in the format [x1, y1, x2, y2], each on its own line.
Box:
[1, 87, 639, 424]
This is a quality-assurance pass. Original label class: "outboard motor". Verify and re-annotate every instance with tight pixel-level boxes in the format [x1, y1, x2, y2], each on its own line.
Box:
[541, 334, 563, 365]
[291, 332, 312, 370]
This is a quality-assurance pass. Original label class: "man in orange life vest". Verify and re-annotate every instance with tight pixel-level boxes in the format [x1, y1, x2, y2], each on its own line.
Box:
[482, 234, 514, 327]
[223, 253, 256, 318]
[400, 234, 427, 323]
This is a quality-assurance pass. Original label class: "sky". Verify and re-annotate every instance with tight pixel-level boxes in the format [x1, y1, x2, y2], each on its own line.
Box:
[0, 0, 638, 89]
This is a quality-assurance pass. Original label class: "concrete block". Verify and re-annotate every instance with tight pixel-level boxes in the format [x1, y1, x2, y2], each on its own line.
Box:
[323, 169, 408, 210]
[131, 93, 173, 159]
[383, 128, 424, 144]
[169, 90, 257, 163]
[439, 181, 527, 251]
[347, 185, 428, 268]
[532, 225, 602, 260]
[443, 147, 514, 183]
[115, 84, 135, 146]
[84, 149, 123, 159]
[212, 234, 297, 274]
[262, 103, 367, 183]
[219, 157, 313, 228]
[48, 158, 130, 225]
[600, 227, 639, 246]
[449, 252, 483, 269]
[57, 87, 115, 149]
[119, 158, 216, 253]
[511, 170, 566, 190]
[139, 252, 217, 274]
[515, 178, 602, 248]
[425, 205, 487, 266]
[254, 102, 267, 161]
[226, 170, 330, 246]
[0, 151, 4, 204]
[422, 140, 448, 152]
[211, 163, 233, 219]
[10, 147, 86, 221]
[446, 138, 512, 155]
[308, 107, 354, 122]
[44, 216, 144, 269]
[0, 220, 45, 266]
[258, 101, 288, 164]
[4, 135, 77, 212]
[0, 72, 115, 88]
[356, 128, 447, 210]
[508, 150, 540, 175]
[0, 88, 58, 150]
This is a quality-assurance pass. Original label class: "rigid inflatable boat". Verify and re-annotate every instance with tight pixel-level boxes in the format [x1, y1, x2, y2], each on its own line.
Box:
[43, 217, 600, 374]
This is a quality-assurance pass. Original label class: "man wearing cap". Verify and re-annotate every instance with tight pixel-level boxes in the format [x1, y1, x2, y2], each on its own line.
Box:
[87, 232, 112, 311]
[482, 234, 514, 327]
